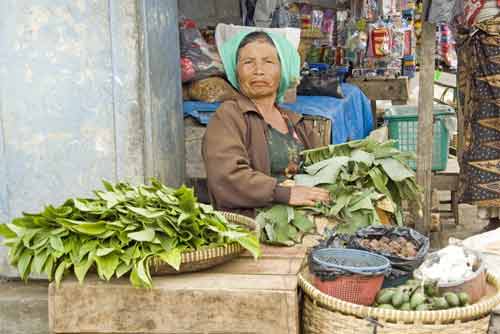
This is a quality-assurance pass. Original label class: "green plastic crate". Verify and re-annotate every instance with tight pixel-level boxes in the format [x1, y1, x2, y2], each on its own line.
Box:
[384, 105, 455, 171]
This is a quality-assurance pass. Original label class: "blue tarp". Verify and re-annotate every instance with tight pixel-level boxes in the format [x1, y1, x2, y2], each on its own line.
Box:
[183, 83, 373, 144]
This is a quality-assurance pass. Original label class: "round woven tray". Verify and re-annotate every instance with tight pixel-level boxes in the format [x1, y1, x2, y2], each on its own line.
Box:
[150, 211, 256, 275]
[299, 268, 500, 332]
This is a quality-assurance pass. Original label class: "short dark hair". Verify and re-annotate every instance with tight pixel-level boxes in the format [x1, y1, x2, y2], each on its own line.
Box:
[236, 31, 277, 63]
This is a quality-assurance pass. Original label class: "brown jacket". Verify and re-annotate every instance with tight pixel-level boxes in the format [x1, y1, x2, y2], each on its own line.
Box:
[202, 94, 320, 214]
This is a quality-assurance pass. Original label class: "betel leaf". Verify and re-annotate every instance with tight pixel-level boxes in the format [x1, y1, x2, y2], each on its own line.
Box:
[72, 222, 107, 236]
[95, 253, 120, 281]
[115, 261, 133, 278]
[31, 250, 50, 274]
[126, 206, 165, 219]
[17, 249, 33, 281]
[49, 236, 65, 253]
[54, 260, 71, 288]
[96, 248, 115, 257]
[74, 254, 94, 284]
[128, 228, 155, 242]
[158, 248, 182, 271]
[0, 224, 17, 239]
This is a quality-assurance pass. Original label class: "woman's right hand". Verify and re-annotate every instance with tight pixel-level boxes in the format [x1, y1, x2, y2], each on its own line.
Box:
[288, 186, 330, 207]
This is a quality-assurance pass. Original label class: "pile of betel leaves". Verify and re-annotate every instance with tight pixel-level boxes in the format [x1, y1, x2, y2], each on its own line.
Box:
[257, 139, 422, 244]
[0, 179, 260, 288]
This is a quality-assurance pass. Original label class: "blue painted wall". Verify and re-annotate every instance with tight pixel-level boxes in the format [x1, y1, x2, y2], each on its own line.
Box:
[0, 0, 184, 276]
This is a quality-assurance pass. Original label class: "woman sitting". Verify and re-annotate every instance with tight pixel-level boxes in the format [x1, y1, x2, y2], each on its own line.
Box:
[202, 31, 330, 216]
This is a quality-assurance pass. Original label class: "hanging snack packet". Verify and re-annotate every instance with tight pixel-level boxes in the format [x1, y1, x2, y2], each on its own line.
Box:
[371, 23, 392, 58]
[322, 9, 335, 45]
[300, 4, 313, 31]
[312, 9, 324, 34]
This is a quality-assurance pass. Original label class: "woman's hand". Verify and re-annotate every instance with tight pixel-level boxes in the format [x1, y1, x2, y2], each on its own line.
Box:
[289, 186, 331, 207]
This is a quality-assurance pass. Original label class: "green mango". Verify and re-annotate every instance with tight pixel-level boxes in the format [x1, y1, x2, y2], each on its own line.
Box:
[432, 297, 449, 310]
[400, 302, 411, 311]
[415, 304, 430, 311]
[392, 291, 405, 308]
[376, 289, 396, 305]
[443, 292, 460, 307]
[458, 292, 470, 306]
[378, 304, 395, 309]
[410, 291, 426, 310]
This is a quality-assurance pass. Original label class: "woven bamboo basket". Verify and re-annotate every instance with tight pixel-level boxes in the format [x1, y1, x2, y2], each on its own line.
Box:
[150, 212, 256, 275]
[299, 268, 500, 334]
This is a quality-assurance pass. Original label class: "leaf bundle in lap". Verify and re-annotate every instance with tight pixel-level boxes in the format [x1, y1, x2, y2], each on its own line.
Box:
[0, 179, 260, 288]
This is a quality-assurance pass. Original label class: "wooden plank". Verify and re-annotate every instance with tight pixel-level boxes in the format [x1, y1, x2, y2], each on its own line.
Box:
[49, 279, 299, 334]
[347, 77, 409, 101]
[49, 245, 307, 334]
[431, 174, 459, 191]
[185, 118, 207, 179]
[416, 22, 437, 234]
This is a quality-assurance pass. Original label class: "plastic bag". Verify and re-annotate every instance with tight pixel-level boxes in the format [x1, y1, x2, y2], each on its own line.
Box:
[297, 69, 344, 99]
[428, 0, 460, 24]
[179, 19, 224, 83]
[187, 77, 238, 103]
[349, 226, 430, 272]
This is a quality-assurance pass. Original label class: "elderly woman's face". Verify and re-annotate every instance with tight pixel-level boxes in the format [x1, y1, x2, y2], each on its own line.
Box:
[237, 40, 281, 99]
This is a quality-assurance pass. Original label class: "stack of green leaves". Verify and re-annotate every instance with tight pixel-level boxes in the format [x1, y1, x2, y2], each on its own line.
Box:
[256, 205, 315, 246]
[296, 139, 422, 234]
[0, 179, 260, 288]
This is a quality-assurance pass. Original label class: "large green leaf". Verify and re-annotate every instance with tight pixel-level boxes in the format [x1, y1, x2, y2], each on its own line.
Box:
[128, 228, 155, 242]
[291, 212, 314, 232]
[379, 158, 415, 182]
[296, 157, 349, 187]
[126, 206, 165, 219]
[49, 236, 65, 253]
[72, 222, 107, 236]
[95, 253, 120, 281]
[54, 260, 71, 288]
[31, 250, 50, 274]
[18, 249, 33, 281]
[74, 254, 94, 284]
[158, 248, 182, 271]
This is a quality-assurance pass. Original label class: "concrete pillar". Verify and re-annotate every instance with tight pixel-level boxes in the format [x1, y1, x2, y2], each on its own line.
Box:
[0, 0, 184, 277]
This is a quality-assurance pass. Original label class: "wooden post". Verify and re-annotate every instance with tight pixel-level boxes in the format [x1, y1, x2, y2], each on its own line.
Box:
[139, 0, 185, 187]
[416, 21, 437, 234]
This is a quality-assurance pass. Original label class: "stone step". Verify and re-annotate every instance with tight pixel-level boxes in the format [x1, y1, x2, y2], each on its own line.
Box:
[0, 279, 49, 334]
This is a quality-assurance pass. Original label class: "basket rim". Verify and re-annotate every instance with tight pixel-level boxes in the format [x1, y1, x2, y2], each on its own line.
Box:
[152, 211, 255, 266]
[312, 248, 391, 274]
[298, 267, 500, 323]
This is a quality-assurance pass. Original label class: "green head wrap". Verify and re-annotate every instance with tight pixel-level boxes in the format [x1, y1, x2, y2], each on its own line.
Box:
[219, 30, 301, 103]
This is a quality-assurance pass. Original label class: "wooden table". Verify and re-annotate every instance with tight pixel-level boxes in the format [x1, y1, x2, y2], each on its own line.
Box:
[49, 245, 309, 334]
[432, 158, 460, 225]
[347, 77, 410, 124]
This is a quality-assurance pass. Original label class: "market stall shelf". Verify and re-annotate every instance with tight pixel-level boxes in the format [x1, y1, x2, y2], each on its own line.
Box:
[298, 269, 500, 334]
[48, 245, 308, 334]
